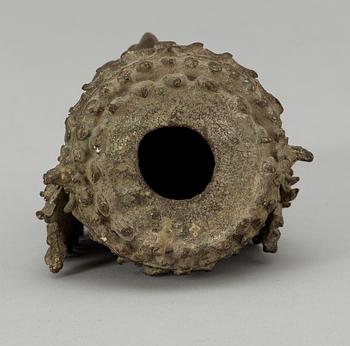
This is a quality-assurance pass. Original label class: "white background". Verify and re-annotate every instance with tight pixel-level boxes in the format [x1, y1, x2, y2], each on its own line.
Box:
[1, 1, 349, 345]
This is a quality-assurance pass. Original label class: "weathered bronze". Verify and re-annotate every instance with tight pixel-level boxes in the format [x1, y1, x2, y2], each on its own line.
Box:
[37, 33, 313, 275]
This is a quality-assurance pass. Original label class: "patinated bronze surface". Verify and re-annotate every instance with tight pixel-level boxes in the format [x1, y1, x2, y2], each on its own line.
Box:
[37, 33, 313, 275]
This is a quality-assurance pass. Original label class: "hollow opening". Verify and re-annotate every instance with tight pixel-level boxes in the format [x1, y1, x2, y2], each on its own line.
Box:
[138, 127, 215, 200]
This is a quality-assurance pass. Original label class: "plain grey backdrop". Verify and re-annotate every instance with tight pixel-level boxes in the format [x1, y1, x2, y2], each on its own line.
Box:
[1, 0, 349, 345]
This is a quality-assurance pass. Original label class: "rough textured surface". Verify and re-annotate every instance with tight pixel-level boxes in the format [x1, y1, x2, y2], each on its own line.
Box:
[37, 33, 313, 275]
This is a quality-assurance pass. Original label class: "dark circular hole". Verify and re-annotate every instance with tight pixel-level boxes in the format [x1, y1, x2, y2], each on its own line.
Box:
[138, 126, 215, 200]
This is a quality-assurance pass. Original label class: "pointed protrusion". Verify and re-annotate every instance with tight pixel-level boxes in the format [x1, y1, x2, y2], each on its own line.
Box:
[36, 210, 45, 220]
[285, 175, 300, 185]
[137, 32, 159, 49]
[290, 145, 314, 162]
[63, 193, 76, 214]
[43, 167, 72, 186]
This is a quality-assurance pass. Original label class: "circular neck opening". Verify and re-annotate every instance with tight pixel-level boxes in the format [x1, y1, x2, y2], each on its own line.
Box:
[138, 126, 215, 200]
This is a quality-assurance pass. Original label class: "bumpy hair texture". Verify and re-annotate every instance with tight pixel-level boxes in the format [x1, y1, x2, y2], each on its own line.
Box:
[37, 33, 313, 275]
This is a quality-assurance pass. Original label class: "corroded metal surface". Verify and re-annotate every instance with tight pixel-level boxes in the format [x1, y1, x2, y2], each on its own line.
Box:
[37, 33, 313, 275]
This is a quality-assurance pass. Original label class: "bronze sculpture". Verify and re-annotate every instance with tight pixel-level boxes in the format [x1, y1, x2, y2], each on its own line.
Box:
[37, 33, 313, 275]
